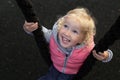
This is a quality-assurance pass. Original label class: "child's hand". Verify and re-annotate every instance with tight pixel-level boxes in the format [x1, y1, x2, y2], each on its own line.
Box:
[92, 50, 109, 61]
[23, 21, 38, 32]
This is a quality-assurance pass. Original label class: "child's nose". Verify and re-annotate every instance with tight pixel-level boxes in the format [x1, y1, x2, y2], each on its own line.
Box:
[65, 30, 71, 36]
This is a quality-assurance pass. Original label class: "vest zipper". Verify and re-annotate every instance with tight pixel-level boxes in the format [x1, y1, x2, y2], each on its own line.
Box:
[62, 54, 69, 73]
[62, 47, 75, 73]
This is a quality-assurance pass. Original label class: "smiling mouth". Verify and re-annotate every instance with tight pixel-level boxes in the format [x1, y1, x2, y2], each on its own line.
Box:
[61, 36, 70, 44]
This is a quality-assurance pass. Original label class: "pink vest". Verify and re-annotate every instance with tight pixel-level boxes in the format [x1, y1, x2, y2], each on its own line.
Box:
[49, 36, 94, 74]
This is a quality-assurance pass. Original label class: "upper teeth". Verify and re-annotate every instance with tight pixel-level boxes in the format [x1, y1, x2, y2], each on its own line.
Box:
[63, 37, 70, 42]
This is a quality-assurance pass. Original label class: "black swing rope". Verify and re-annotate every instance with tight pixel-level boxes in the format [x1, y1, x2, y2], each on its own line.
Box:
[15, 0, 52, 66]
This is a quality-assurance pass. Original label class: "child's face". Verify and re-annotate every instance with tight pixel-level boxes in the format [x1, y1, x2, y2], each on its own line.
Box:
[58, 16, 85, 48]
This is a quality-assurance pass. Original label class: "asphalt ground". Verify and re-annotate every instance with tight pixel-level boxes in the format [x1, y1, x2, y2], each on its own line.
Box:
[0, 0, 120, 80]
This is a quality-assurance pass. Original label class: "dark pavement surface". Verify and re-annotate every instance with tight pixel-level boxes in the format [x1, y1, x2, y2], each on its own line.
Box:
[0, 0, 120, 80]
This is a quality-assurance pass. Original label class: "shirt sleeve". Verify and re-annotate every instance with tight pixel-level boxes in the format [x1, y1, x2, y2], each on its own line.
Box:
[42, 26, 52, 42]
[23, 26, 52, 42]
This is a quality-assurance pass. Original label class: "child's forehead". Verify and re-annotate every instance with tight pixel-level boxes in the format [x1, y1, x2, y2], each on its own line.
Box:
[64, 15, 81, 24]
[63, 16, 82, 29]
[64, 14, 83, 22]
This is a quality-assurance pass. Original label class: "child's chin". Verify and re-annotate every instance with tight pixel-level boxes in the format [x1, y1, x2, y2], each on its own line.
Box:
[61, 44, 71, 48]
[61, 44, 68, 48]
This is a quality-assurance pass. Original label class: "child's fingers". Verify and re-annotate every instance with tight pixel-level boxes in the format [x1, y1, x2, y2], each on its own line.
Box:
[30, 22, 38, 30]
[92, 50, 105, 61]
[23, 20, 38, 32]
[24, 21, 38, 32]
[99, 51, 109, 59]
